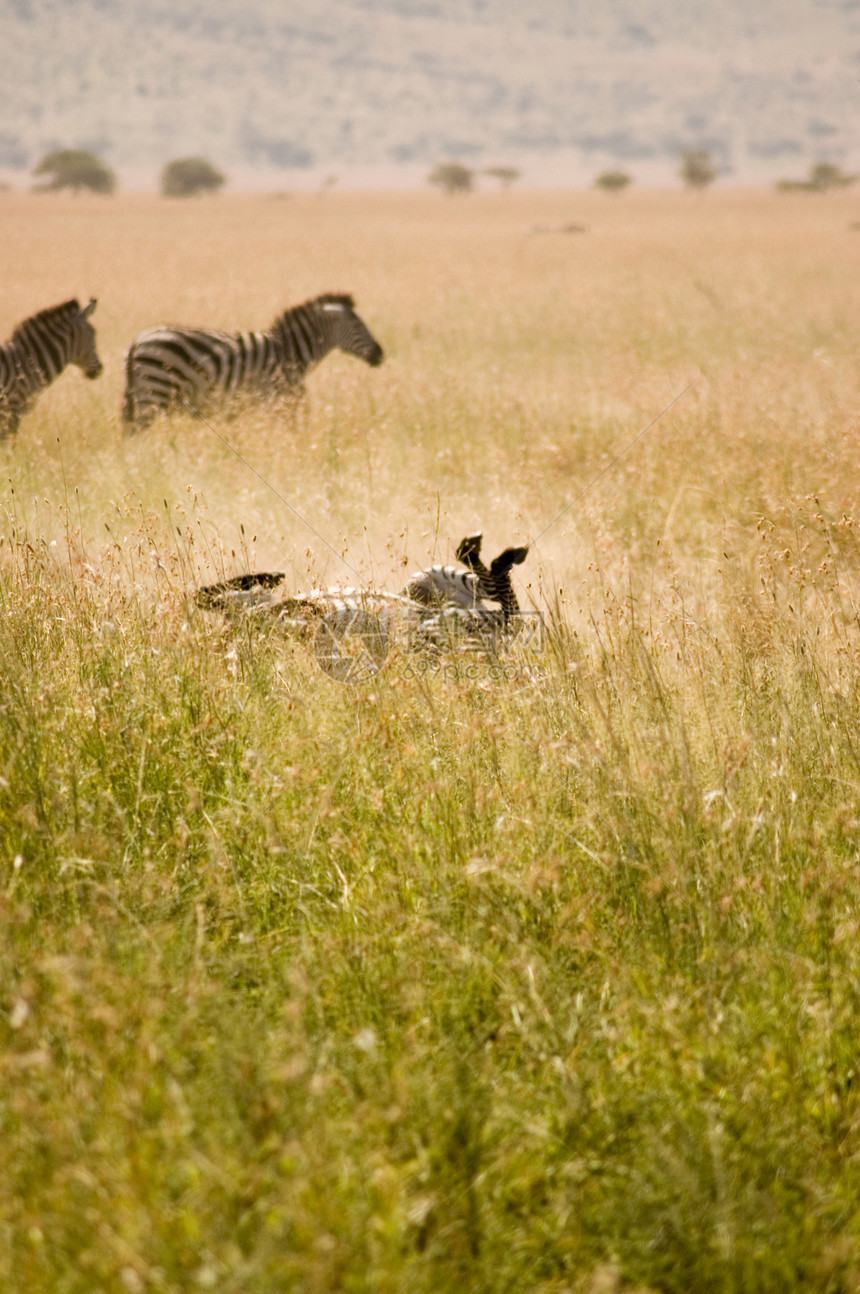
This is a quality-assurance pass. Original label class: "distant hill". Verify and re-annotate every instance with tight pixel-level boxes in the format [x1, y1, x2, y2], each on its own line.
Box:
[1, 0, 858, 187]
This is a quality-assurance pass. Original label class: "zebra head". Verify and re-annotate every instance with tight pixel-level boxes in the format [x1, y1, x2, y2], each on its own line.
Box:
[9, 297, 104, 389]
[72, 298, 103, 379]
[196, 570, 286, 611]
[455, 533, 529, 616]
[314, 294, 385, 367]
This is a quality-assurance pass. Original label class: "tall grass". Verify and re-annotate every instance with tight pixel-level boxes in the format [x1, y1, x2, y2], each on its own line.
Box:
[2, 188, 860, 1291]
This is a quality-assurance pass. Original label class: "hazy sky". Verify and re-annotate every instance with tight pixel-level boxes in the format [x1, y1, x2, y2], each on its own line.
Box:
[1, 0, 857, 185]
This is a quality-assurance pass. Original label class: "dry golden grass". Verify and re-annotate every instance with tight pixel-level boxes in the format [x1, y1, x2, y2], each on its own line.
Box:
[3, 187, 860, 1293]
[3, 186, 859, 600]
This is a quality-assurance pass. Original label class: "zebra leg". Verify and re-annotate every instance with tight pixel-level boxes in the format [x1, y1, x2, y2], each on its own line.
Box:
[121, 384, 163, 432]
[0, 410, 18, 440]
[0, 395, 23, 440]
[265, 378, 306, 420]
[122, 351, 191, 431]
[0, 375, 31, 439]
[122, 387, 142, 429]
[455, 534, 484, 564]
[490, 547, 529, 574]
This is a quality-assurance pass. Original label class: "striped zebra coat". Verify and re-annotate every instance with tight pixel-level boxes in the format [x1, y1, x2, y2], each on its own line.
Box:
[0, 299, 102, 439]
[196, 535, 530, 679]
[406, 533, 528, 618]
[122, 293, 384, 428]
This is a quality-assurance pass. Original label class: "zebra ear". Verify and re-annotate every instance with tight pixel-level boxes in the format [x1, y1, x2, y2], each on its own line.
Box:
[83, 298, 97, 318]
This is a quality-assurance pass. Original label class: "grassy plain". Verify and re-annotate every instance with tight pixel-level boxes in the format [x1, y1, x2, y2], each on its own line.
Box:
[2, 186, 860, 1292]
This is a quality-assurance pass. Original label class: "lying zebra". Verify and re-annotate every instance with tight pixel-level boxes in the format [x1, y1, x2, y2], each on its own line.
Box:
[196, 534, 529, 679]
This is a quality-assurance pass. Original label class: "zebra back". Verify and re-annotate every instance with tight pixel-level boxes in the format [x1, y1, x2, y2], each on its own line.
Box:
[0, 298, 101, 438]
[123, 292, 383, 428]
[402, 564, 481, 609]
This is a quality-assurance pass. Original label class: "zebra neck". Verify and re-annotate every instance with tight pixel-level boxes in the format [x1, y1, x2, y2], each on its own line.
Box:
[12, 326, 58, 386]
[272, 312, 332, 371]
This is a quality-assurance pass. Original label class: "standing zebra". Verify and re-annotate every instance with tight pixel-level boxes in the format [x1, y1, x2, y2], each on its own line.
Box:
[122, 292, 384, 429]
[0, 298, 102, 439]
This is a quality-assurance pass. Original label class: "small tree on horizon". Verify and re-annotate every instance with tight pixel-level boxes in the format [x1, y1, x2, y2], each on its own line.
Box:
[162, 157, 226, 197]
[594, 170, 632, 193]
[680, 149, 717, 190]
[810, 162, 855, 191]
[32, 149, 116, 195]
[428, 162, 474, 195]
[483, 165, 521, 191]
[776, 162, 858, 193]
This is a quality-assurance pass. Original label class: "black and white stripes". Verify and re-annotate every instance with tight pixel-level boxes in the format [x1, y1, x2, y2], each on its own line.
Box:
[196, 534, 531, 677]
[454, 533, 528, 617]
[0, 299, 102, 439]
[122, 292, 384, 428]
[403, 534, 527, 621]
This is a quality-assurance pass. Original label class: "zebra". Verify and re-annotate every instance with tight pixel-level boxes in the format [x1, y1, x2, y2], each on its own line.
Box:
[195, 535, 531, 678]
[453, 533, 528, 618]
[406, 533, 528, 620]
[0, 298, 102, 439]
[122, 292, 384, 429]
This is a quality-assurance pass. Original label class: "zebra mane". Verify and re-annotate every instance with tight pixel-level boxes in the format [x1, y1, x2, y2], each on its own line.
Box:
[270, 293, 356, 333]
[11, 299, 82, 345]
[312, 293, 356, 310]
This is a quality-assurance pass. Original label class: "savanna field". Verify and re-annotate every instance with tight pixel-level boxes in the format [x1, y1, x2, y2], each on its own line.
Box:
[3, 186, 860, 1293]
